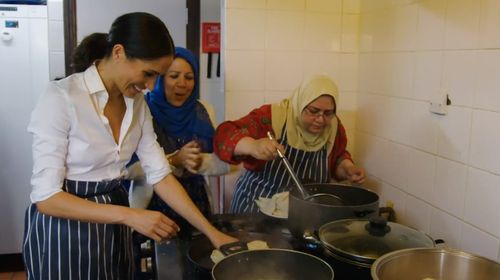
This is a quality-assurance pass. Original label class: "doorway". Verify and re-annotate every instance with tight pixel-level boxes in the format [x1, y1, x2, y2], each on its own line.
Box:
[63, 0, 200, 75]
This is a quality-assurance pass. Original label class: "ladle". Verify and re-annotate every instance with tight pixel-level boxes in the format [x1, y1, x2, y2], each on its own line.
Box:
[266, 132, 343, 204]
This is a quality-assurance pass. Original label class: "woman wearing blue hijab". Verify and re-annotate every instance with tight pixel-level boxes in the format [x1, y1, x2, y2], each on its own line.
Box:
[142, 47, 228, 233]
[129, 47, 229, 237]
[128, 47, 230, 278]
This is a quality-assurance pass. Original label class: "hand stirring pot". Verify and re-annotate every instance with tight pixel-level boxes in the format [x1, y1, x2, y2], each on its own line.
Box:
[266, 132, 343, 204]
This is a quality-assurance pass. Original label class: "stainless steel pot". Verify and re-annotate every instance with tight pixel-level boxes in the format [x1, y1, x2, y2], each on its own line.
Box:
[211, 249, 334, 280]
[371, 247, 500, 280]
[288, 183, 380, 239]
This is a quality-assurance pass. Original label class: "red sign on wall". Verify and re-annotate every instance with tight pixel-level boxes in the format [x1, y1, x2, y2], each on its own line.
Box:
[202, 22, 220, 53]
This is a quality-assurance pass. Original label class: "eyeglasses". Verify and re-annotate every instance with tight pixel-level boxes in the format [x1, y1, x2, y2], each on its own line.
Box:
[303, 106, 335, 119]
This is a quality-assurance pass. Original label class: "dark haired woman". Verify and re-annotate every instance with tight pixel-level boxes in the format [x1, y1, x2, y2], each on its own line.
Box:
[22, 12, 235, 280]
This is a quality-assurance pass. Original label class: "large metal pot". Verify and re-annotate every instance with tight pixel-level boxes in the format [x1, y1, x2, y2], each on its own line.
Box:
[371, 247, 500, 280]
[288, 183, 380, 239]
[211, 249, 334, 280]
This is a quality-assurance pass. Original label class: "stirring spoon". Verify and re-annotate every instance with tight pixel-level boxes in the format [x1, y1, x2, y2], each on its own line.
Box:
[266, 131, 343, 204]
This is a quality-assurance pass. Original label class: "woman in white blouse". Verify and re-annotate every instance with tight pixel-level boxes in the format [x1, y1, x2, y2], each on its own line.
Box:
[22, 12, 235, 280]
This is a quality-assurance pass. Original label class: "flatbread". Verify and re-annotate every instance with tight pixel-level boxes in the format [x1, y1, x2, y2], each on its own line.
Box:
[210, 249, 226, 264]
[255, 192, 289, 218]
[247, 240, 269, 250]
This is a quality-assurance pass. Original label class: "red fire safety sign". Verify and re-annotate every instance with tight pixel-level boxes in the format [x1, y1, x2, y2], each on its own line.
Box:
[202, 22, 220, 53]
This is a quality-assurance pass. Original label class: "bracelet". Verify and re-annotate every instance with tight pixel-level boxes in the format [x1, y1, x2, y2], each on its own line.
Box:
[167, 156, 174, 166]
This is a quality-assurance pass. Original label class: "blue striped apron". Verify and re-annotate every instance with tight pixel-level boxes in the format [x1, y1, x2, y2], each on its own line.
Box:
[23, 179, 134, 280]
[230, 127, 329, 213]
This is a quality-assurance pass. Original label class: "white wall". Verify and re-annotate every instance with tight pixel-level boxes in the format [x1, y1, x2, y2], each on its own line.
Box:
[222, 0, 500, 262]
[356, 0, 500, 262]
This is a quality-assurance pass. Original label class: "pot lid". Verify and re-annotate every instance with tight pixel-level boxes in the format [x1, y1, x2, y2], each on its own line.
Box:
[318, 217, 434, 264]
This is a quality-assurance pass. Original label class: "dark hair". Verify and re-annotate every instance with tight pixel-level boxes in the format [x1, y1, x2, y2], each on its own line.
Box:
[71, 32, 108, 72]
[71, 12, 175, 72]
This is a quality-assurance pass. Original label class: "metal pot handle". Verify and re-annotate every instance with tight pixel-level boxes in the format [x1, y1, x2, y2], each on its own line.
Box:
[303, 230, 322, 245]
[379, 206, 396, 221]
[434, 239, 446, 248]
[302, 230, 325, 253]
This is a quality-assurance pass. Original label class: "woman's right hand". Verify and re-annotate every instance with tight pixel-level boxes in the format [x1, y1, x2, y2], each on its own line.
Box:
[209, 230, 239, 249]
[125, 208, 180, 242]
[235, 137, 285, 161]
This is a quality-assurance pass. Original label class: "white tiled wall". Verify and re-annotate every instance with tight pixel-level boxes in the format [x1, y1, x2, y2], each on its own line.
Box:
[223, 0, 351, 119]
[47, 0, 65, 80]
[223, 0, 500, 261]
[356, 0, 500, 261]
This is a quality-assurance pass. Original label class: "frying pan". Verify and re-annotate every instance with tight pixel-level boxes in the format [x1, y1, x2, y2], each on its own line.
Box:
[211, 249, 334, 280]
[187, 231, 293, 272]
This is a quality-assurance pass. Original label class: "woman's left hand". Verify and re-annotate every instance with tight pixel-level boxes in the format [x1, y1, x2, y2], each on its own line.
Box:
[345, 165, 366, 184]
[337, 159, 366, 184]
[172, 140, 202, 173]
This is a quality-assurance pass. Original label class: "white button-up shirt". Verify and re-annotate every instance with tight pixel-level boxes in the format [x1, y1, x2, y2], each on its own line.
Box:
[28, 65, 170, 203]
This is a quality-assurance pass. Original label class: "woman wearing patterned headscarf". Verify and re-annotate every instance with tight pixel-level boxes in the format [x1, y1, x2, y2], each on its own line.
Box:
[214, 75, 365, 214]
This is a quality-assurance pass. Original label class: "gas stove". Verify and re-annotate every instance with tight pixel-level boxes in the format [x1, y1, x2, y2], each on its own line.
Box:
[147, 214, 367, 280]
[148, 214, 296, 280]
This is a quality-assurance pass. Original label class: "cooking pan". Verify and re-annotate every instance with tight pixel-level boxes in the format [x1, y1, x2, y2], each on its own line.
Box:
[288, 183, 380, 239]
[211, 249, 334, 280]
[187, 231, 293, 273]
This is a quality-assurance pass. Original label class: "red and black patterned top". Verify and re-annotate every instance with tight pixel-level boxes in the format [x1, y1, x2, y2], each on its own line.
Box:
[214, 104, 353, 179]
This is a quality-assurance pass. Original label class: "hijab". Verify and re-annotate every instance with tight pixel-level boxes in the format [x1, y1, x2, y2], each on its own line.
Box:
[145, 47, 214, 152]
[271, 74, 339, 154]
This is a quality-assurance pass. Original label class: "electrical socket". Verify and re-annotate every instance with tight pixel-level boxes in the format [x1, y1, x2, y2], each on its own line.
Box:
[429, 90, 451, 116]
